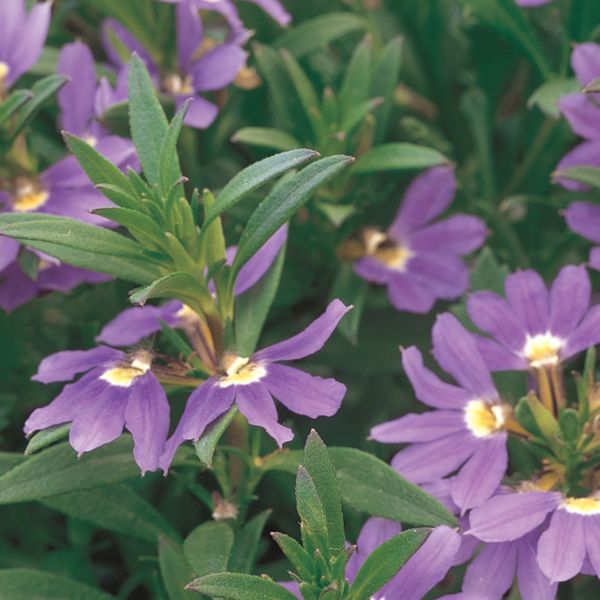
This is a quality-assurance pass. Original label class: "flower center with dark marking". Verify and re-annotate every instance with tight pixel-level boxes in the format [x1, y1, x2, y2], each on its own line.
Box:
[100, 351, 152, 388]
[163, 74, 194, 96]
[218, 353, 266, 388]
[12, 179, 49, 212]
[362, 228, 413, 272]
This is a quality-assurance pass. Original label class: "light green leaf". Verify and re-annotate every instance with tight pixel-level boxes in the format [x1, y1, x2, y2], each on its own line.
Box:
[276, 13, 367, 58]
[528, 78, 580, 117]
[347, 529, 429, 600]
[128, 53, 170, 185]
[295, 466, 329, 555]
[0, 90, 32, 127]
[203, 149, 318, 230]
[0, 569, 116, 600]
[159, 100, 189, 196]
[93, 207, 167, 250]
[184, 521, 234, 577]
[42, 483, 179, 543]
[271, 532, 313, 580]
[186, 573, 298, 600]
[0, 213, 162, 284]
[231, 128, 300, 152]
[25, 424, 70, 456]
[339, 35, 373, 117]
[231, 155, 353, 280]
[470, 247, 509, 294]
[353, 143, 448, 174]
[194, 406, 239, 469]
[554, 165, 600, 189]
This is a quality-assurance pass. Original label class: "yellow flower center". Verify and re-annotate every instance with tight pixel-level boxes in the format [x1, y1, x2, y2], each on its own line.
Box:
[523, 333, 563, 368]
[361, 228, 413, 272]
[218, 354, 266, 388]
[234, 66, 261, 90]
[163, 74, 194, 96]
[562, 496, 600, 515]
[0, 62, 9, 85]
[100, 352, 152, 388]
[12, 180, 49, 212]
[464, 400, 509, 438]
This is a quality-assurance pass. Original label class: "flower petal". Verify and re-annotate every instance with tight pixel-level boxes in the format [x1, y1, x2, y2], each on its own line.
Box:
[564, 201, 600, 244]
[245, 0, 292, 26]
[254, 299, 351, 362]
[474, 336, 528, 371]
[176, 1, 203, 72]
[370, 410, 465, 444]
[559, 93, 600, 140]
[548, 264, 590, 338]
[572, 42, 600, 86]
[387, 272, 437, 313]
[584, 515, 600, 578]
[563, 304, 600, 359]
[182, 94, 219, 129]
[462, 541, 517, 598]
[555, 141, 600, 191]
[504, 270, 550, 335]
[410, 215, 487, 256]
[191, 44, 247, 91]
[0, 236, 20, 272]
[517, 530, 558, 600]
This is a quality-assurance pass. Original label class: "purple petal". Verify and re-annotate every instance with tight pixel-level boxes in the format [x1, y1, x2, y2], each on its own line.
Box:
[401, 346, 472, 409]
[387, 271, 437, 313]
[182, 94, 219, 129]
[388, 166, 456, 239]
[263, 364, 345, 418]
[370, 410, 465, 444]
[32, 346, 123, 383]
[563, 304, 600, 359]
[564, 201, 600, 244]
[96, 301, 181, 346]
[515, 0, 553, 5]
[505, 270, 550, 335]
[391, 430, 476, 483]
[474, 336, 529, 371]
[101, 19, 155, 71]
[244, 0, 292, 26]
[353, 256, 394, 285]
[572, 42, 600, 86]
[125, 373, 170, 474]
[94, 135, 138, 170]
[0, 236, 20, 272]
[584, 515, 600, 578]
[0, 263, 38, 312]
[467, 291, 528, 354]
[537, 509, 586, 582]
[462, 541, 517, 598]
[235, 383, 293, 447]
[384, 525, 461, 600]
[555, 141, 600, 191]
[0, 0, 25, 61]
[590, 247, 600, 271]
[5, 1, 51, 86]
[37, 264, 110, 293]
[254, 299, 351, 363]
[410, 215, 487, 256]
[176, 1, 203, 73]
[548, 264, 590, 338]
[517, 530, 558, 600]
[191, 44, 247, 92]
[234, 225, 287, 295]
[559, 93, 600, 140]
[40, 188, 114, 226]
[467, 492, 560, 542]
[57, 41, 97, 137]
[69, 381, 129, 455]
[451, 434, 508, 512]
[432, 313, 498, 400]
[408, 252, 470, 300]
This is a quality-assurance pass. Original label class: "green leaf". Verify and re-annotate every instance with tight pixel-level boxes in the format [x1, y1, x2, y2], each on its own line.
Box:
[93, 207, 167, 250]
[159, 100, 189, 196]
[194, 406, 239, 469]
[228, 510, 272, 573]
[339, 35, 373, 118]
[527, 78, 580, 117]
[42, 483, 179, 543]
[234, 242, 286, 356]
[0, 213, 162, 284]
[186, 573, 298, 600]
[340, 98, 383, 135]
[99, 100, 130, 137]
[231, 155, 353, 280]
[353, 143, 448, 174]
[553, 166, 600, 189]
[159, 537, 198, 600]
[328, 448, 457, 527]
[24, 423, 70, 456]
[329, 264, 367, 344]
[515, 397, 543, 437]
[199, 190, 226, 271]
[347, 529, 429, 600]
[271, 532, 313, 580]
[0, 437, 140, 504]
[470, 247, 509, 294]
[184, 521, 235, 577]
[0, 90, 32, 127]
[295, 466, 329, 555]
[128, 53, 170, 185]
[276, 13, 367, 58]
[302, 431, 345, 553]
[231, 128, 300, 152]
[203, 149, 318, 230]
[7, 75, 68, 141]
[0, 569, 116, 600]
[0, 453, 27, 477]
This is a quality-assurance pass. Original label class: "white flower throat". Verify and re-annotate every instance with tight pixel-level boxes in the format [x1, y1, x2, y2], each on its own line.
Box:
[523, 332, 564, 368]
[218, 353, 266, 388]
[362, 228, 413, 272]
[464, 400, 510, 438]
[100, 351, 152, 388]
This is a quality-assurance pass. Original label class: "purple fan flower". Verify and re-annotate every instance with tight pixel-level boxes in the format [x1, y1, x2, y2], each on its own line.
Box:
[515, 0, 553, 6]
[160, 299, 351, 470]
[97, 225, 287, 347]
[565, 202, 600, 272]
[102, 1, 248, 129]
[370, 313, 511, 512]
[468, 489, 600, 584]
[467, 264, 600, 371]
[353, 166, 487, 313]
[282, 518, 460, 600]
[555, 43, 600, 190]
[159, 0, 291, 28]
[25, 347, 170, 474]
[0, 0, 51, 91]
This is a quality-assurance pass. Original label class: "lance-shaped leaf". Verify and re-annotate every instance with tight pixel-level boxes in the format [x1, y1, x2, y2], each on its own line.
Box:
[25, 424, 70, 456]
[0, 90, 32, 127]
[339, 35, 373, 117]
[159, 537, 198, 600]
[203, 149, 318, 230]
[231, 127, 300, 152]
[186, 573, 298, 600]
[231, 155, 353, 281]
[296, 465, 330, 556]
[195, 406, 238, 469]
[0, 213, 162, 284]
[93, 207, 168, 250]
[128, 53, 171, 186]
[271, 532, 313, 580]
[346, 529, 429, 600]
[353, 143, 448, 174]
[159, 100, 190, 196]
[229, 510, 272, 573]
[184, 521, 234, 577]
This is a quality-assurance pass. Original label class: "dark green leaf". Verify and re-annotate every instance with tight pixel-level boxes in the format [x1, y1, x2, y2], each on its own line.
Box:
[184, 521, 234, 577]
[228, 510, 272, 573]
[159, 100, 189, 195]
[329, 264, 367, 344]
[203, 149, 318, 230]
[0, 453, 27, 477]
[339, 35, 372, 117]
[347, 529, 429, 600]
[159, 537, 198, 600]
[231, 128, 300, 152]
[186, 573, 298, 600]
[0, 90, 32, 127]
[353, 143, 448, 174]
[0, 213, 162, 284]
[194, 406, 239, 469]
